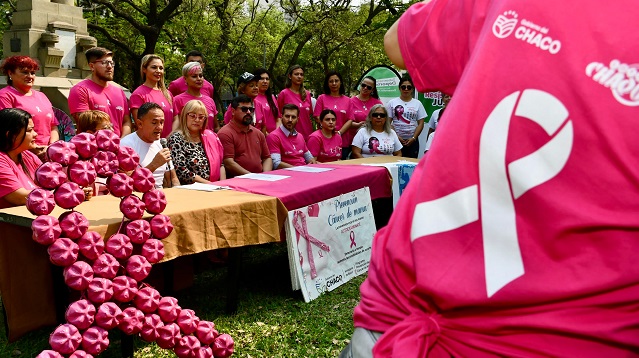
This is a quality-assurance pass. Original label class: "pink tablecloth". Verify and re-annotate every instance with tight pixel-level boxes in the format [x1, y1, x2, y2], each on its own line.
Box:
[216, 164, 392, 210]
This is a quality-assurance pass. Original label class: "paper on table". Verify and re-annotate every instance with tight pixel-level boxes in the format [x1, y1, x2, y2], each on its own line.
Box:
[176, 183, 231, 192]
[235, 173, 291, 181]
[282, 166, 334, 173]
[361, 160, 417, 167]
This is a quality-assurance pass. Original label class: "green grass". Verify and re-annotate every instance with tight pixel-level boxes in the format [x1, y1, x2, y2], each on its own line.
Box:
[0, 243, 364, 357]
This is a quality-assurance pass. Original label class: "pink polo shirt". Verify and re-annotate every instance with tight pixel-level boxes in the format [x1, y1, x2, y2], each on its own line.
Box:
[267, 126, 307, 167]
[0, 150, 41, 209]
[168, 77, 214, 99]
[0, 86, 57, 146]
[306, 130, 342, 163]
[254, 93, 279, 133]
[277, 88, 313, 140]
[130, 85, 174, 138]
[173, 93, 218, 132]
[68, 79, 130, 137]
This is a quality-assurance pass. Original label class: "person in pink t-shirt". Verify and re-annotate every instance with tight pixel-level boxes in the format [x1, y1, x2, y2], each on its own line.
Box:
[130, 54, 174, 138]
[307, 109, 342, 163]
[340, 1, 639, 357]
[267, 103, 315, 169]
[313, 71, 354, 159]
[173, 62, 219, 133]
[0, 56, 58, 153]
[168, 50, 215, 99]
[350, 76, 383, 149]
[0, 108, 42, 209]
[277, 65, 314, 140]
[222, 72, 266, 133]
[68, 47, 131, 138]
[253, 68, 280, 134]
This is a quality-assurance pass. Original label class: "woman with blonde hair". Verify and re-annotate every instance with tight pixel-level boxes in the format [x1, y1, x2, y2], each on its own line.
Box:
[75, 110, 113, 134]
[167, 99, 225, 184]
[130, 54, 174, 137]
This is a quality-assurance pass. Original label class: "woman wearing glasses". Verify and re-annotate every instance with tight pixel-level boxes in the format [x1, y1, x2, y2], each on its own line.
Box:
[253, 68, 280, 134]
[130, 54, 174, 137]
[167, 100, 225, 184]
[350, 76, 383, 153]
[0, 56, 58, 158]
[386, 75, 426, 158]
[313, 71, 354, 159]
[173, 62, 220, 132]
[351, 104, 402, 158]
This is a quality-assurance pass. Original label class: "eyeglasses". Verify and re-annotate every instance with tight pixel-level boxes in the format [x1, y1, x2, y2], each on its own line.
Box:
[371, 113, 387, 118]
[239, 106, 255, 113]
[360, 84, 373, 90]
[94, 60, 115, 67]
[187, 113, 207, 121]
[400, 85, 413, 91]
[259, 76, 270, 81]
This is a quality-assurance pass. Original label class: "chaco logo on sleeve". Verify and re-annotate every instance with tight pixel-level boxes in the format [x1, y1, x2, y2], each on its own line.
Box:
[586, 59, 639, 107]
[492, 10, 561, 54]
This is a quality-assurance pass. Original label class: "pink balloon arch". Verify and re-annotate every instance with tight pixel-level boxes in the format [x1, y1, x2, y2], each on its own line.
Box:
[29, 131, 234, 358]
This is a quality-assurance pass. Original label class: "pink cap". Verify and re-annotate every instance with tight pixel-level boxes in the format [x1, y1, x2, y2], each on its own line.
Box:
[70, 132, 98, 159]
[95, 129, 121, 152]
[87, 277, 114, 304]
[157, 296, 181, 323]
[140, 313, 164, 342]
[92, 253, 120, 279]
[47, 141, 79, 166]
[112, 275, 139, 303]
[196, 321, 218, 345]
[134, 286, 161, 313]
[120, 195, 146, 220]
[212, 334, 235, 358]
[95, 302, 122, 330]
[142, 238, 165, 264]
[35, 162, 67, 189]
[63, 261, 94, 291]
[174, 335, 201, 358]
[156, 322, 181, 349]
[143, 189, 167, 214]
[131, 167, 155, 193]
[49, 323, 82, 355]
[92, 151, 119, 177]
[68, 161, 97, 188]
[78, 231, 105, 261]
[150, 214, 173, 239]
[69, 350, 94, 358]
[48, 237, 79, 267]
[54, 182, 85, 209]
[81, 326, 109, 355]
[105, 233, 133, 260]
[59, 211, 89, 240]
[31, 215, 61, 246]
[118, 306, 144, 335]
[65, 299, 96, 330]
[118, 145, 140, 172]
[26, 188, 56, 216]
[126, 219, 151, 244]
[193, 346, 213, 358]
[36, 350, 64, 358]
[177, 309, 199, 335]
[126, 255, 152, 281]
[108, 173, 134, 198]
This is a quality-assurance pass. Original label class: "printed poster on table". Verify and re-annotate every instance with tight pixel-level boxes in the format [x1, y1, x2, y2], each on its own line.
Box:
[286, 187, 376, 302]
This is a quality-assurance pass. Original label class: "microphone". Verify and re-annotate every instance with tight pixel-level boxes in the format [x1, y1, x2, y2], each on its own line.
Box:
[159, 138, 173, 171]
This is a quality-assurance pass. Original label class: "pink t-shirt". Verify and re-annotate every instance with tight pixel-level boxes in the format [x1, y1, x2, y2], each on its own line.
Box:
[0, 150, 41, 209]
[0, 87, 58, 146]
[168, 77, 214, 99]
[348, 96, 383, 147]
[313, 94, 353, 131]
[277, 88, 313, 140]
[68, 79, 130, 137]
[130, 85, 175, 138]
[254, 93, 279, 133]
[306, 130, 342, 163]
[222, 100, 266, 131]
[267, 127, 307, 167]
[354, 0, 639, 357]
[173, 93, 218, 132]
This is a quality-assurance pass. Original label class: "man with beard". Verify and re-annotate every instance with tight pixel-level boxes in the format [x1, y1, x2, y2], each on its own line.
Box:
[218, 94, 272, 178]
[267, 103, 315, 168]
[68, 47, 132, 137]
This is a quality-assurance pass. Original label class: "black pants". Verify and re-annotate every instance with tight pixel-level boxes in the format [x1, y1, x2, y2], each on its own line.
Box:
[401, 139, 419, 158]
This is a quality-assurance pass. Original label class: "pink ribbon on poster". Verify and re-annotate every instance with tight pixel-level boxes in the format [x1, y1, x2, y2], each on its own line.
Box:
[293, 211, 330, 279]
[350, 231, 356, 248]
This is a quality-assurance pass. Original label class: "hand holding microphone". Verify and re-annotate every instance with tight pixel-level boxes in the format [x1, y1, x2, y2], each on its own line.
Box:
[152, 138, 172, 171]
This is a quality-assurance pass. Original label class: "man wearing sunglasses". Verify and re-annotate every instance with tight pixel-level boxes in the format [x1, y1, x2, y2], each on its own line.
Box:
[68, 47, 132, 138]
[218, 94, 272, 178]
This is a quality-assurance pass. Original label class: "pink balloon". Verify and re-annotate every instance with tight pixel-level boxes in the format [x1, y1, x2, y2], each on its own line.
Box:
[35, 162, 67, 189]
[92, 253, 120, 279]
[174, 335, 201, 358]
[118, 307, 144, 335]
[108, 173, 134, 198]
[131, 167, 155, 193]
[126, 219, 151, 244]
[59, 211, 89, 240]
[65, 299, 96, 330]
[36, 350, 64, 358]
[196, 321, 218, 345]
[49, 323, 82, 355]
[95, 302, 122, 330]
[70, 132, 98, 159]
[212, 333, 235, 358]
[105, 233, 133, 260]
[47, 140, 79, 166]
[126, 255, 152, 282]
[112, 275, 139, 303]
[68, 160, 97, 187]
[54, 182, 85, 209]
[78, 231, 105, 261]
[87, 277, 114, 304]
[81, 326, 110, 355]
[117, 145, 140, 172]
[143, 189, 167, 214]
[142, 238, 165, 264]
[133, 286, 161, 313]
[31, 215, 61, 245]
[150, 214, 173, 239]
[92, 151, 119, 178]
[69, 350, 94, 358]
[157, 296, 181, 323]
[95, 129, 120, 152]
[120, 195, 146, 220]
[177, 309, 199, 335]
[26, 188, 56, 216]
[63, 261, 94, 291]
[193, 346, 213, 358]
[48, 238, 79, 266]
[140, 313, 164, 342]
[157, 322, 181, 349]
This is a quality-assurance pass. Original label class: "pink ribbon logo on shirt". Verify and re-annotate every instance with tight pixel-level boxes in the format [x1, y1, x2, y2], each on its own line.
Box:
[293, 211, 330, 279]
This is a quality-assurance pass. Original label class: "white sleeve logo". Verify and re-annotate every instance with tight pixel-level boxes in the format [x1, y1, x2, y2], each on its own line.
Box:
[411, 90, 573, 297]
[492, 11, 518, 39]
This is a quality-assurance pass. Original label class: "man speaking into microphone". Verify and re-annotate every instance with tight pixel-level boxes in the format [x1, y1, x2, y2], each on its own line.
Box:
[121, 102, 180, 188]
